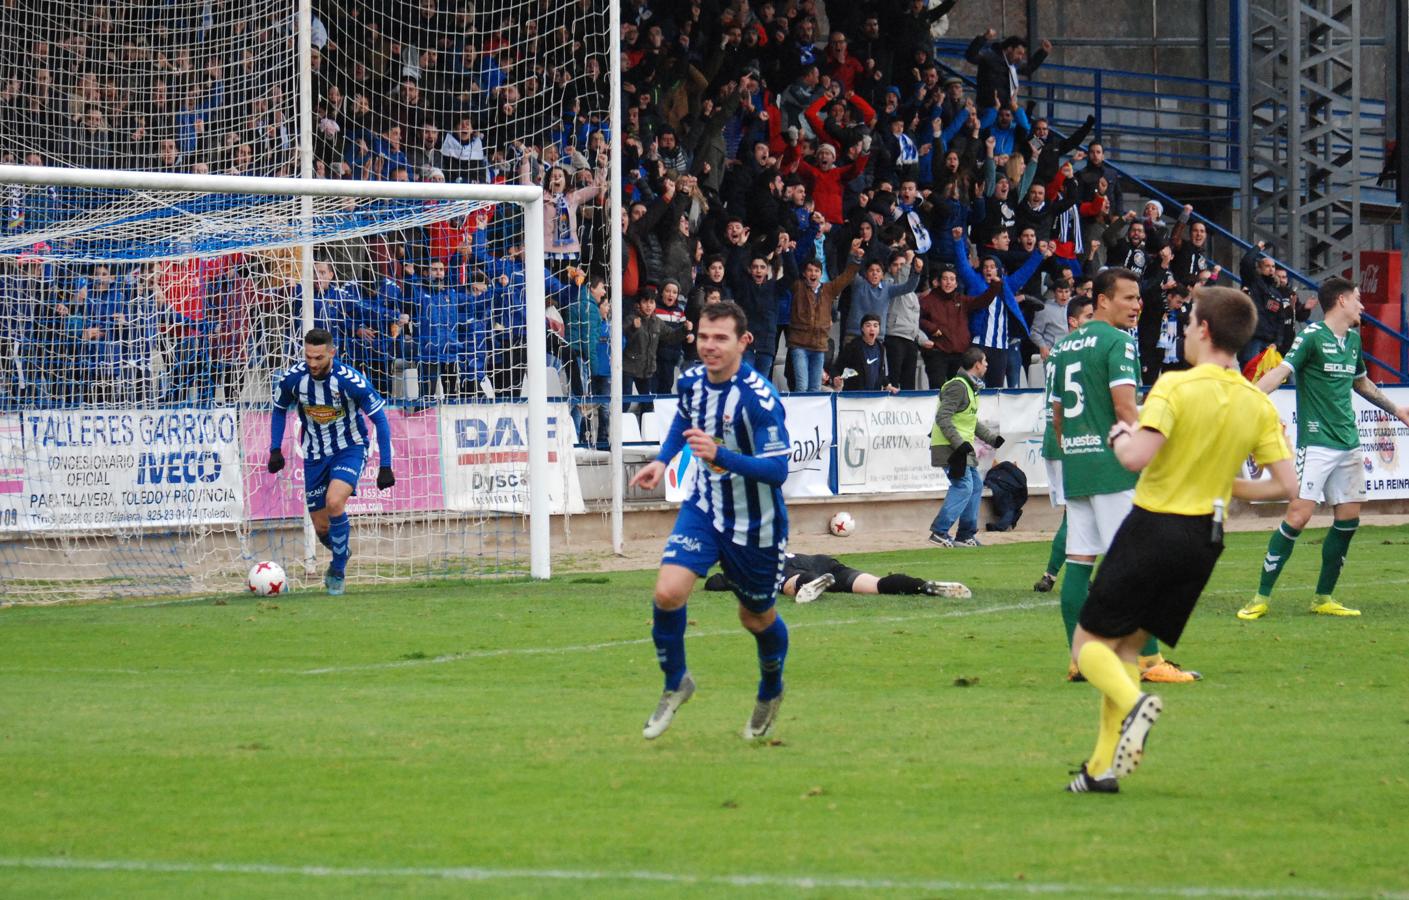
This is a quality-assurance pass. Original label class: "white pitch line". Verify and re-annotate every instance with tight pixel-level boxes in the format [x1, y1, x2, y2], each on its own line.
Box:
[5, 572, 1405, 679]
[297, 600, 1058, 675]
[0, 856, 1402, 899]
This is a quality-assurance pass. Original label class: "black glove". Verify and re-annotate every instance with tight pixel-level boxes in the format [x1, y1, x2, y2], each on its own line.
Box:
[991, 435, 1005, 449]
[947, 442, 973, 481]
[377, 466, 396, 490]
[267, 449, 284, 474]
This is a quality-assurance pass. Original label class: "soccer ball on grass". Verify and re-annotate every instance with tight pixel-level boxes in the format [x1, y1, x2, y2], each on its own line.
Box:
[247, 561, 288, 596]
[828, 511, 856, 537]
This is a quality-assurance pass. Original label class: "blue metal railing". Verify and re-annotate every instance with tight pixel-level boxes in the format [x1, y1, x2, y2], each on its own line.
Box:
[930, 40, 1389, 181]
[932, 39, 1409, 382]
[1095, 152, 1408, 382]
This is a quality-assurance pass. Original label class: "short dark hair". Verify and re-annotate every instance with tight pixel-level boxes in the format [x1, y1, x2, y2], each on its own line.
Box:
[1318, 276, 1356, 314]
[699, 299, 749, 336]
[304, 328, 335, 347]
[1192, 286, 1256, 354]
[961, 346, 986, 370]
[860, 313, 882, 326]
[1093, 267, 1139, 305]
[1067, 296, 1094, 322]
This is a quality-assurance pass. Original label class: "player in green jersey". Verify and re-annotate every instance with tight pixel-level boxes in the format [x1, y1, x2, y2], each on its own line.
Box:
[1240, 277, 1409, 619]
[1051, 269, 1199, 683]
[1034, 296, 1095, 594]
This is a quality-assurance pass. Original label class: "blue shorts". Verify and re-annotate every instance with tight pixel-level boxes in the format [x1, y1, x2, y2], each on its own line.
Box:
[304, 446, 366, 512]
[662, 503, 788, 613]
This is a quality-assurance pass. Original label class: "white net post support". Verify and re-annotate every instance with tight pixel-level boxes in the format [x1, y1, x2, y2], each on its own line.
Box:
[297, 0, 318, 574]
[607, 0, 625, 557]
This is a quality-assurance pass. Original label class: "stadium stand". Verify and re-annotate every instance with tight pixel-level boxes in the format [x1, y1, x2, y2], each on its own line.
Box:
[0, 0, 1309, 431]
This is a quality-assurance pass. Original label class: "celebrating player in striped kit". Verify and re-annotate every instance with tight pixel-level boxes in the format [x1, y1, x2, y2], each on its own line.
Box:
[630, 301, 793, 741]
[268, 328, 395, 596]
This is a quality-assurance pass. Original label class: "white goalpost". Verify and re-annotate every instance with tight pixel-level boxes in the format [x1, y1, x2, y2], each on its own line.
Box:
[0, 163, 556, 599]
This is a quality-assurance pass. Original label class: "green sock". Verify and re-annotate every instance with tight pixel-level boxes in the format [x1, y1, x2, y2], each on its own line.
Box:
[1315, 517, 1359, 596]
[1060, 561, 1093, 647]
[1046, 514, 1068, 577]
[1140, 634, 1160, 657]
[1258, 521, 1301, 597]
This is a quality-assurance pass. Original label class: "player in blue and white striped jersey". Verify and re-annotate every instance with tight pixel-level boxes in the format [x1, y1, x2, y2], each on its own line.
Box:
[267, 328, 395, 596]
[629, 301, 793, 741]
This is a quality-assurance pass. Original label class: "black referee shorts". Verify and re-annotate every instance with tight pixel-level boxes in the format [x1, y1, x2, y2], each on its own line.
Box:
[786, 553, 864, 593]
[1079, 506, 1224, 647]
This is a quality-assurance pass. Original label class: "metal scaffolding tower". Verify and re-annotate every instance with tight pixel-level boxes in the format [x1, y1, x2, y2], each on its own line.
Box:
[1239, 0, 1364, 281]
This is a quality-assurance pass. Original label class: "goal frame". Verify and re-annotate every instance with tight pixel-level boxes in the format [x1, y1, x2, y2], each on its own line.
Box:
[0, 163, 555, 580]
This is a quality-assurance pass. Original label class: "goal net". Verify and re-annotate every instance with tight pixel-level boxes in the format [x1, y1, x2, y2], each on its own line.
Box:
[0, 167, 571, 605]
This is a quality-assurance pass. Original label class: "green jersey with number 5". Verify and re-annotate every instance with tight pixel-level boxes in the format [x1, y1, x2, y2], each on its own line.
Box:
[1050, 320, 1141, 498]
[1281, 322, 1365, 450]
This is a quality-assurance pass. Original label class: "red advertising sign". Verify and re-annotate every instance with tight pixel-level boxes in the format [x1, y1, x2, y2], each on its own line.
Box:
[242, 407, 445, 520]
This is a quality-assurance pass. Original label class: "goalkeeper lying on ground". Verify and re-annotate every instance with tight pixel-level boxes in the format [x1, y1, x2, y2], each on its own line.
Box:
[705, 552, 972, 604]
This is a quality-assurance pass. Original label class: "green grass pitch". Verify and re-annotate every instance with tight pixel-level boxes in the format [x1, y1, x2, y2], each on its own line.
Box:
[2, 527, 1408, 899]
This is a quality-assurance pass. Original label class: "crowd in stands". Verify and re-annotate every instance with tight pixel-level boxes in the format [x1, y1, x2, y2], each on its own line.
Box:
[0, 0, 1320, 432]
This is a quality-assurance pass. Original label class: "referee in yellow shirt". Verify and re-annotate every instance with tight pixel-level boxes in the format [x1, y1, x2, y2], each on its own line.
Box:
[1066, 287, 1299, 794]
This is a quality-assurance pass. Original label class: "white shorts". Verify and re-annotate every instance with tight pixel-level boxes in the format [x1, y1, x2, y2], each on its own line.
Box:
[1066, 490, 1135, 557]
[1296, 445, 1367, 506]
[1045, 458, 1065, 507]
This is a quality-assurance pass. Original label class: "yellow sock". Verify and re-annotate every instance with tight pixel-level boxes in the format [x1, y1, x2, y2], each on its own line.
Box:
[1123, 661, 1141, 687]
[1138, 653, 1163, 670]
[1077, 642, 1142, 712]
[1087, 695, 1124, 775]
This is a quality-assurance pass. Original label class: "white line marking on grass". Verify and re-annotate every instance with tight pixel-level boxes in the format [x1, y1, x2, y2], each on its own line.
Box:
[0, 856, 1402, 898]
[0, 666, 145, 675]
[298, 600, 1058, 675]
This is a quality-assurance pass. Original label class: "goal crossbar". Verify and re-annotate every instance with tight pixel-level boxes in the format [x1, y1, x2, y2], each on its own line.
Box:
[0, 165, 545, 206]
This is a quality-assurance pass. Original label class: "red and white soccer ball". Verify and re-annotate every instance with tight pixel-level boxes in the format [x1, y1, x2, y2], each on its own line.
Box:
[247, 561, 288, 596]
[828, 511, 856, 537]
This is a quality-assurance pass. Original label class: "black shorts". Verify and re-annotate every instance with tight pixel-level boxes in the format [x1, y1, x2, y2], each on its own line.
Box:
[785, 553, 863, 593]
[1079, 506, 1224, 647]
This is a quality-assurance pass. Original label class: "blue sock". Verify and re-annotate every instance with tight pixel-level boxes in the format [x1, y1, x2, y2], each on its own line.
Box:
[754, 616, 789, 701]
[328, 513, 350, 576]
[652, 604, 688, 691]
[317, 530, 333, 550]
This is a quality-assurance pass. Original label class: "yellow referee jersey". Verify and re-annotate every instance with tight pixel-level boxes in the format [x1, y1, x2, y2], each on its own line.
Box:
[1134, 364, 1291, 516]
